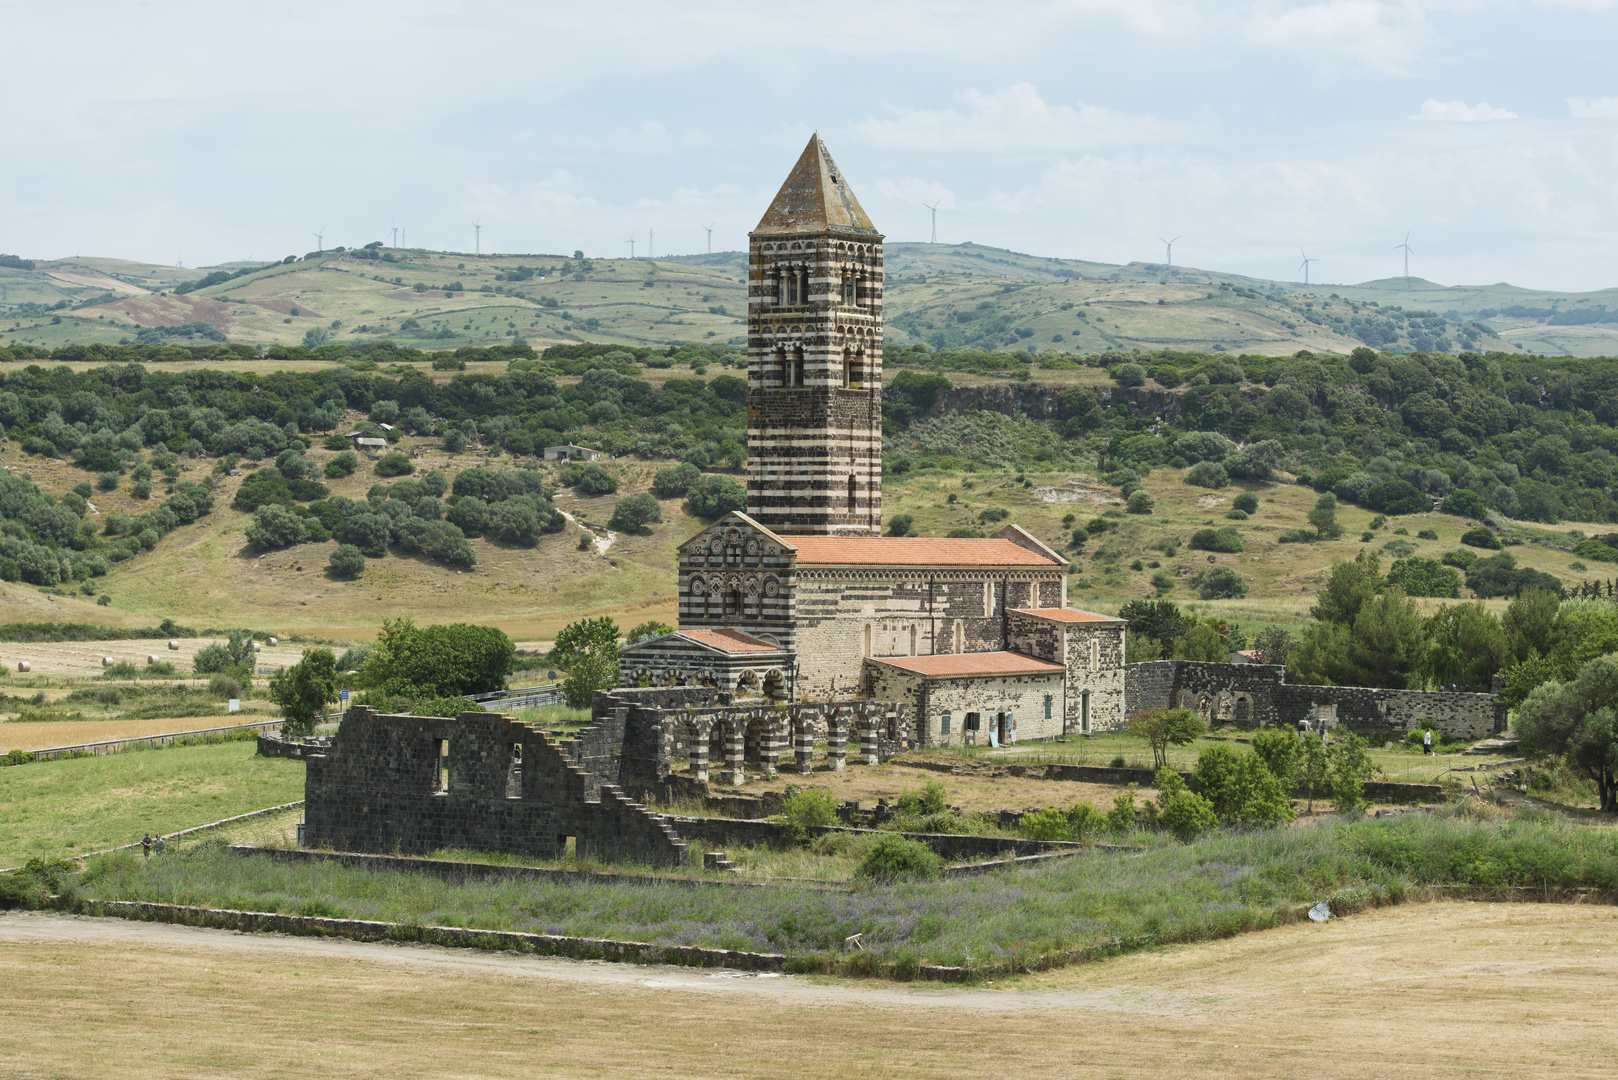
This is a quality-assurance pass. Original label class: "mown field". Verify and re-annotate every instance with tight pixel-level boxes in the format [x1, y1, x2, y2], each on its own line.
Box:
[0, 739, 304, 865]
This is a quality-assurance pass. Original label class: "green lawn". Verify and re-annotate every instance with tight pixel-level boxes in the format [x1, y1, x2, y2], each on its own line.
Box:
[0, 741, 305, 866]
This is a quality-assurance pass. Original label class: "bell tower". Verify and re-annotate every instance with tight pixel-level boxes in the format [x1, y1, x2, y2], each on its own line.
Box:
[745, 135, 883, 536]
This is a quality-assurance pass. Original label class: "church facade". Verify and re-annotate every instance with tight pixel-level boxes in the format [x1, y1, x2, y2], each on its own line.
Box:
[619, 135, 1127, 746]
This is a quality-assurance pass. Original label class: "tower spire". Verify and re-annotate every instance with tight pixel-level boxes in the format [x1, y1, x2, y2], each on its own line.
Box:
[754, 134, 878, 237]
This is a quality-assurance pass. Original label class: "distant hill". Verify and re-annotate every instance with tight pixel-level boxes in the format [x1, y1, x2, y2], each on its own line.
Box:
[3, 242, 1617, 356]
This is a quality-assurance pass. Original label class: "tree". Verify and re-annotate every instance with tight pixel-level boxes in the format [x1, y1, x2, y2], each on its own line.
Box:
[625, 620, 674, 645]
[551, 616, 621, 708]
[361, 618, 514, 699]
[1175, 620, 1227, 660]
[1516, 656, 1618, 813]
[684, 475, 746, 520]
[1328, 733, 1374, 811]
[269, 648, 339, 736]
[1386, 557, 1461, 598]
[1307, 492, 1341, 539]
[324, 450, 358, 478]
[375, 453, 413, 478]
[1127, 489, 1155, 515]
[1251, 727, 1303, 789]
[1114, 363, 1146, 387]
[1232, 491, 1259, 514]
[1150, 767, 1217, 841]
[1419, 601, 1508, 691]
[1311, 550, 1382, 626]
[886, 513, 915, 536]
[608, 492, 662, 532]
[1300, 732, 1329, 812]
[1188, 744, 1294, 825]
[1251, 626, 1295, 667]
[1128, 707, 1205, 769]
[245, 503, 308, 549]
[567, 463, 617, 495]
[1192, 565, 1247, 600]
[1118, 599, 1185, 655]
[328, 543, 366, 578]
[193, 629, 256, 675]
[652, 462, 701, 497]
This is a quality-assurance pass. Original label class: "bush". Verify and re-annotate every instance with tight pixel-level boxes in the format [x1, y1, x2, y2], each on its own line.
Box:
[1442, 548, 1478, 570]
[1192, 564, 1247, 599]
[1441, 488, 1488, 518]
[780, 787, 838, 830]
[1277, 528, 1315, 544]
[684, 475, 746, 520]
[192, 629, 255, 675]
[1386, 556, 1461, 598]
[1151, 768, 1218, 841]
[208, 674, 242, 700]
[1019, 807, 1071, 841]
[853, 835, 941, 881]
[1114, 363, 1147, 388]
[886, 513, 915, 537]
[1232, 491, 1259, 514]
[564, 463, 618, 495]
[651, 462, 701, 498]
[608, 492, 662, 532]
[1126, 490, 1155, 515]
[1417, 528, 1439, 541]
[374, 454, 413, 478]
[328, 544, 366, 578]
[1105, 789, 1137, 833]
[1184, 461, 1229, 489]
[245, 503, 308, 549]
[1188, 527, 1243, 553]
[324, 450, 358, 478]
[1460, 526, 1501, 550]
[1067, 801, 1107, 842]
[1174, 431, 1232, 464]
[896, 779, 947, 816]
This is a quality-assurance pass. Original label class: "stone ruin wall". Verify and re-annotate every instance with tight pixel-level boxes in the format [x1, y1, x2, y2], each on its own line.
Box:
[304, 706, 689, 866]
[1123, 660, 1504, 740]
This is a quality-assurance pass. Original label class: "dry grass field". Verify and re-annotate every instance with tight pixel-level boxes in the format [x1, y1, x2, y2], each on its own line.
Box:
[0, 901, 1612, 1079]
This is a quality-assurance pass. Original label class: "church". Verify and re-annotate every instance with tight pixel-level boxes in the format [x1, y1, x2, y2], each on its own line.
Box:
[618, 135, 1127, 746]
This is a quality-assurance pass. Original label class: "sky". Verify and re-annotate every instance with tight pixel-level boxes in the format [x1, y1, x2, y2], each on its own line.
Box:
[4, 0, 1617, 291]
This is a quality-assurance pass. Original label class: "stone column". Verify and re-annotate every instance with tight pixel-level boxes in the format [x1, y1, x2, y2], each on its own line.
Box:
[826, 707, 847, 772]
[691, 722, 709, 783]
[726, 720, 746, 786]
[761, 711, 784, 777]
[859, 708, 879, 765]
[794, 708, 816, 774]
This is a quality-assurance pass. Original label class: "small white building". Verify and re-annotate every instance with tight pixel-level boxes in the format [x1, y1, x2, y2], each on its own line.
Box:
[544, 444, 602, 462]
[354, 437, 387, 452]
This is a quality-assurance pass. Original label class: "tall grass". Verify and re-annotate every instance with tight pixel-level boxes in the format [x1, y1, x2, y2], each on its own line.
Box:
[67, 812, 1618, 973]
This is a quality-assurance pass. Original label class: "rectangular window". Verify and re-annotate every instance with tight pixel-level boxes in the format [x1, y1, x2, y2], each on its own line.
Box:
[940, 712, 952, 735]
[435, 738, 449, 792]
[1044, 695, 1052, 720]
[965, 712, 980, 731]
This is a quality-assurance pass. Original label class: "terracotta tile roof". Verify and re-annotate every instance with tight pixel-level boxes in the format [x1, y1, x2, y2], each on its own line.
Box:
[789, 537, 1060, 567]
[676, 628, 784, 654]
[1011, 608, 1123, 623]
[870, 651, 1067, 677]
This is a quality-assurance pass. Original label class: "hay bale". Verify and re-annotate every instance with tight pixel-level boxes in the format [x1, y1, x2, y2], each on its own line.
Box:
[101, 656, 115, 668]
[16, 661, 29, 673]
[146, 654, 159, 665]
[251, 642, 262, 653]
[267, 636, 278, 646]
[167, 640, 180, 651]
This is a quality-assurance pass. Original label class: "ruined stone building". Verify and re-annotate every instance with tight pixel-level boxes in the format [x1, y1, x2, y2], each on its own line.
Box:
[619, 135, 1127, 746]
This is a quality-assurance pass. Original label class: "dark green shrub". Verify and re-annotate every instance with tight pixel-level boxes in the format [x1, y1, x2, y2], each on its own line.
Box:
[1232, 492, 1259, 514]
[1184, 461, 1229, 488]
[853, 835, 941, 881]
[1461, 526, 1501, 549]
[374, 454, 413, 478]
[1188, 527, 1243, 553]
[328, 544, 366, 578]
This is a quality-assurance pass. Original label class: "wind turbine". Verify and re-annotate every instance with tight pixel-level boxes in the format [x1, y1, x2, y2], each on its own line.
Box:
[702, 222, 715, 254]
[625, 232, 636, 259]
[1160, 236, 1180, 269]
[473, 219, 482, 255]
[924, 200, 942, 244]
[1394, 231, 1414, 281]
[312, 228, 325, 254]
[1297, 248, 1319, 286]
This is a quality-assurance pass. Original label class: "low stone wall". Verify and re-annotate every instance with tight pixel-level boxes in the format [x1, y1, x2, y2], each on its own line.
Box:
[232, 846, 764, 889]
[257, 734, 330, 760]
[652, 815, 1081, 860]
[1123, 660, 1504, 740]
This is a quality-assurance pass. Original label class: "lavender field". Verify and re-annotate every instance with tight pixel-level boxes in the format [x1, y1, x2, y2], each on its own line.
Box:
[63, 810, 1618, 977]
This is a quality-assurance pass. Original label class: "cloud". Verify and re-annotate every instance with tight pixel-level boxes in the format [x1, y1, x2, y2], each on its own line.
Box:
[1412, 99, 1519, 121]
[1568, 96, 1618, 119]
[855, 82, 1183, 153]
[872, 178, 958, 210]
[1240, 0, 1441, 77]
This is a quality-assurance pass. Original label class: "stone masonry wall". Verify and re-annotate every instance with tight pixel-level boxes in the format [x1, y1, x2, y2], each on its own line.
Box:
[866, 663, 1067, 747]
[1122, 660, 1503, 740]
[305, 706, 689, 866]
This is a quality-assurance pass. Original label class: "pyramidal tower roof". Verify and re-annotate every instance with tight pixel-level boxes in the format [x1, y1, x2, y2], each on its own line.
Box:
[753, 134, 880, 237]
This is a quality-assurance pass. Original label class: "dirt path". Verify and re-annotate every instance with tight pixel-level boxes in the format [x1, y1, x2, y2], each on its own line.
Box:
[554, 506, 616, 556]
[2, 902, 1615, 1078]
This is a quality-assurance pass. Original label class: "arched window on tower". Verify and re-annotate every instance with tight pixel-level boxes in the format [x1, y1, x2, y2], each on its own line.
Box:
[774, 347, 788, 389]
[847, 474, 857, 514]
[790, 347, 805, 387]
[842, 348, 853, 388]
[842, 271, 855, 305]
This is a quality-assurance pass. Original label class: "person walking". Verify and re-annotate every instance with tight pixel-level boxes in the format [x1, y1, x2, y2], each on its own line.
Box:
[141, 833, 152, 859]
[1423, 728, 1433, 756]
[154, 834, 166, 856]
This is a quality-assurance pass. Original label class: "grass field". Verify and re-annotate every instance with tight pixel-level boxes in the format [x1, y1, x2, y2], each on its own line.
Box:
[0, 740, 304, 865]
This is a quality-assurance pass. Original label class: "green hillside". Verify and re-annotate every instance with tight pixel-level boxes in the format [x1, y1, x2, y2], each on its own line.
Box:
[12, 241, 1617, 358]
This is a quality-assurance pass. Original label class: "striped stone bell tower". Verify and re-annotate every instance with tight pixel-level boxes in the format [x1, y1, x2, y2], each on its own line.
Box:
[745, 134, 884, 536]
